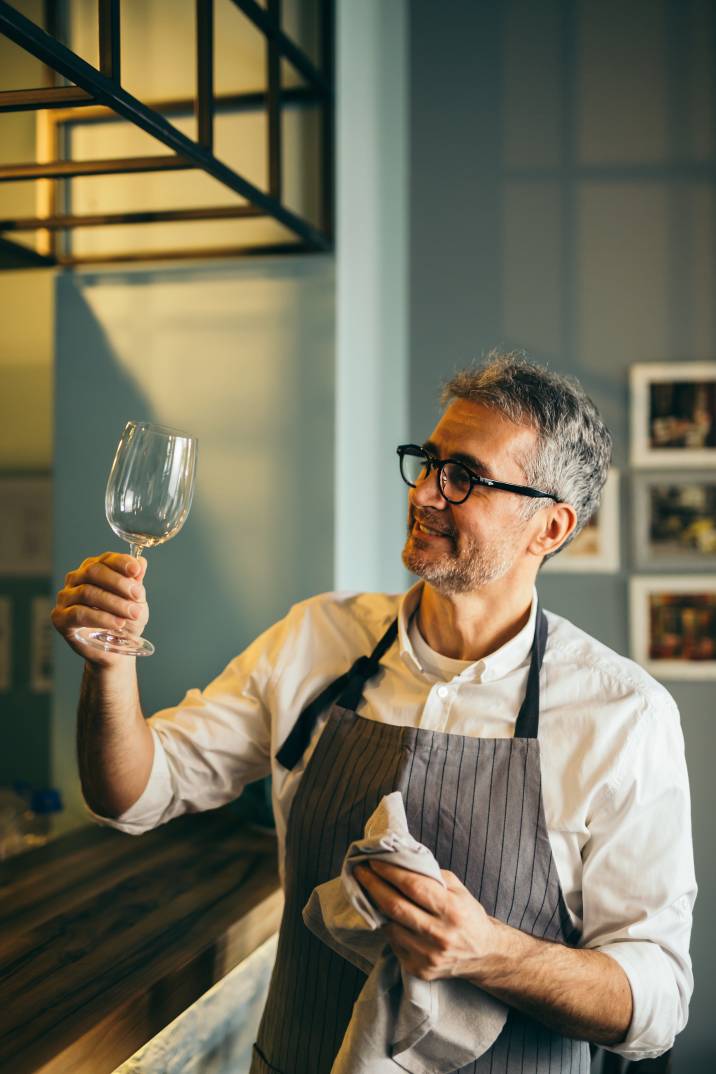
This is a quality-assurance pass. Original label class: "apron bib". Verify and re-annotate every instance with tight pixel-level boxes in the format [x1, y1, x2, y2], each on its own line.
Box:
[251, 609, 590, 1074]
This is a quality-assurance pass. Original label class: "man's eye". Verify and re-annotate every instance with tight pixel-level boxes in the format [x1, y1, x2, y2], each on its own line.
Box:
[444, 463, 471, 490]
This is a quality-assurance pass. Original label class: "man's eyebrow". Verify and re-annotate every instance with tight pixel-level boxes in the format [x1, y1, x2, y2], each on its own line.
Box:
[421, 440, 496, 478]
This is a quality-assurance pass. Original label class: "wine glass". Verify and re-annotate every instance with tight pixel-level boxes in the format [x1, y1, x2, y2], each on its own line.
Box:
[74, 420, 198, 657]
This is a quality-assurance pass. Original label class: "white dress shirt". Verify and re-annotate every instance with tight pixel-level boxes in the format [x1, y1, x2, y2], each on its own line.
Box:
[92, 583, 696, 1062]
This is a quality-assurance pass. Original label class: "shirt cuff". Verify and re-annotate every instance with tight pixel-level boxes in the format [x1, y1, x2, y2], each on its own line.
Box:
[84, 728, 174, 835]
[598, 941, 685, 1061]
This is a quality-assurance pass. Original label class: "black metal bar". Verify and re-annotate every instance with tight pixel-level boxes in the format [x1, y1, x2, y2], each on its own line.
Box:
[266, 0, 281, 199]
[0, 156, 192, 181]
[49, 103, 63, 260]
[229, 0, 329, 94]
[0, 236, 56, 268]
[0, 0, 330, 250]
[46, 84, 61, 261]
[0, 86, 94, 112]
[196, 0, 213, 150]
[57, 240, 313, 266]
[51, 85, 320, 126]
[319, 0, 334, 239]
[0, 205, 264, 231]
[98, 0, 120, 82]
[42, 0, 61, 87]
[39, 0, 66, 261]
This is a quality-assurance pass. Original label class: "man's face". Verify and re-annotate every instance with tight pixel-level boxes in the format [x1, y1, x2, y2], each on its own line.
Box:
[402, 399, 543, 594]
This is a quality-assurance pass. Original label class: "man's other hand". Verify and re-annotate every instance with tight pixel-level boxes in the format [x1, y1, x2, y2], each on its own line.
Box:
[354, 859, 496, 981]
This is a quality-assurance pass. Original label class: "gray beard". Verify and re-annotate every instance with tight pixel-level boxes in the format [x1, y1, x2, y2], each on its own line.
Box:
[402, 528, 516, 595]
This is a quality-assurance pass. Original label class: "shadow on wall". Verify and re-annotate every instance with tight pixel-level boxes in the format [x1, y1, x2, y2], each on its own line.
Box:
[52, 257, 335, 827]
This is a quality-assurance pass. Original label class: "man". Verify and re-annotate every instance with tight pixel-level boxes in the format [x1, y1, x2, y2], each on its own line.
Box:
[52, 353, 695, 1073]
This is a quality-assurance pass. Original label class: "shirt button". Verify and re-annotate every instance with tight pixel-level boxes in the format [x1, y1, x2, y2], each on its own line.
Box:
[437, 685, 449, 700]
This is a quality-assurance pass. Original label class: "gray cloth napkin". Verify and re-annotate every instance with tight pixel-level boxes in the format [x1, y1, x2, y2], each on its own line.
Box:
[302, 792, 508, 1074]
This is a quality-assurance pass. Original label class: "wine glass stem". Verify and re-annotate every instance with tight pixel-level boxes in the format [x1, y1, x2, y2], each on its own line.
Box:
[129, 543, 144, 559]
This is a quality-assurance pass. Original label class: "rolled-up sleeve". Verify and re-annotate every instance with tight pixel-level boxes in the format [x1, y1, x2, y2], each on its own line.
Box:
[88, 615, 290, 834]
[580, 694, 696, 1061]
[86, 727, 175, 833]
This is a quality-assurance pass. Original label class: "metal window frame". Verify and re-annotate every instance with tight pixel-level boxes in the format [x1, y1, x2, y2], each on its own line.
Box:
[0, 0, 334, 267]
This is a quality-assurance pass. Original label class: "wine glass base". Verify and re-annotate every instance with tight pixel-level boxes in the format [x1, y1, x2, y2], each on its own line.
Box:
[73, 627, 155, 657]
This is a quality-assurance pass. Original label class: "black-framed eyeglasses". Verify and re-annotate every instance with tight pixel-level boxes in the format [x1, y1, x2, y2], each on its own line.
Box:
[396, 444, 560, 505]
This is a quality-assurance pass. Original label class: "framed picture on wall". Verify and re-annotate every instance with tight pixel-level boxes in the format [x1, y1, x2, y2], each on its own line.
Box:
[633, 473, 716, 569]
[0, 475, 52, 576]
[630, 362, 716, 467]
[630, 576, 716, 680]
[542, 468, 619, 573]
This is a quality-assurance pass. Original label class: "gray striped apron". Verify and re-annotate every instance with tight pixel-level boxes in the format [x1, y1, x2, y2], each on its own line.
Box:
[251, 608, 591, 1073]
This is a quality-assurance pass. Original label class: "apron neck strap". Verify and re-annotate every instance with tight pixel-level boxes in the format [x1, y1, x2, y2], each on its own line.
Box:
[276, 603, 548, 770]
[275, 617, 399, 770]
[513, 605, 548, 739]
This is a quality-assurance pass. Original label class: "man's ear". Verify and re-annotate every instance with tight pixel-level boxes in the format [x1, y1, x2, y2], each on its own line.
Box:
[528, 503, 578, 559]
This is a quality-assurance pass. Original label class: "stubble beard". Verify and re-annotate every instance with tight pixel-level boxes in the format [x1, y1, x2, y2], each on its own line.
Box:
[402, 509, 520, 595]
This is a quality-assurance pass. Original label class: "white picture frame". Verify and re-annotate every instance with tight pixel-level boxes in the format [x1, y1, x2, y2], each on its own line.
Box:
[630, 362, 716, 467]
[630, 575, 716, 680]
[633, 472, 716, 570]
[542, 468, 620, 573]
[0, 475, 52, 576]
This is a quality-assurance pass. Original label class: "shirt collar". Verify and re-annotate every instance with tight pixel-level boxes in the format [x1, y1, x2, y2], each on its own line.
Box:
[397, 581, 538, 684]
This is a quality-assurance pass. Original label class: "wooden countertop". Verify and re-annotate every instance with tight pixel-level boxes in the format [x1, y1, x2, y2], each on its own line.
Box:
[0, 807, 282, 1074]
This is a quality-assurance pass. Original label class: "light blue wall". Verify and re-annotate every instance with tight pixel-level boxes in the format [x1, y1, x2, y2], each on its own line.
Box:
[52, 257, 334, 827]
[409, 1, 714, 1069]
[334, 0, 410, 594]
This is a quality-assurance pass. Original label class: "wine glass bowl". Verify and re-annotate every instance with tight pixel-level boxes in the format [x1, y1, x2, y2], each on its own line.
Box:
[105, 422, 197, 555]
[74, 420, 197, 658]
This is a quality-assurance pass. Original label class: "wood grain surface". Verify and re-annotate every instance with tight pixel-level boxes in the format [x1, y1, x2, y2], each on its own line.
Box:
[0, 807, 282, 1074]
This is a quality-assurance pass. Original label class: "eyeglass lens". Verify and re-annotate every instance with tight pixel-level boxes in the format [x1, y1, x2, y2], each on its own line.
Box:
[400, 451, 430, 487]
[400, 451, 473, 503]
[441, 461, 472, 500]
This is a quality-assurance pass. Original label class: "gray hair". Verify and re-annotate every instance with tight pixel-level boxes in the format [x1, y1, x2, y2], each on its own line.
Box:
[441, 350, 612, 560]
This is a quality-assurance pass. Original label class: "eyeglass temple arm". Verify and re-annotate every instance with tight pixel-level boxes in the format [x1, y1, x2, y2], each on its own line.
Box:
[474, 476, 558, 500]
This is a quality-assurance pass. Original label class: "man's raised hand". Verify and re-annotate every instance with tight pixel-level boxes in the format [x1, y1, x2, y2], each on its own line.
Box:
[51, 552, 149, 666]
